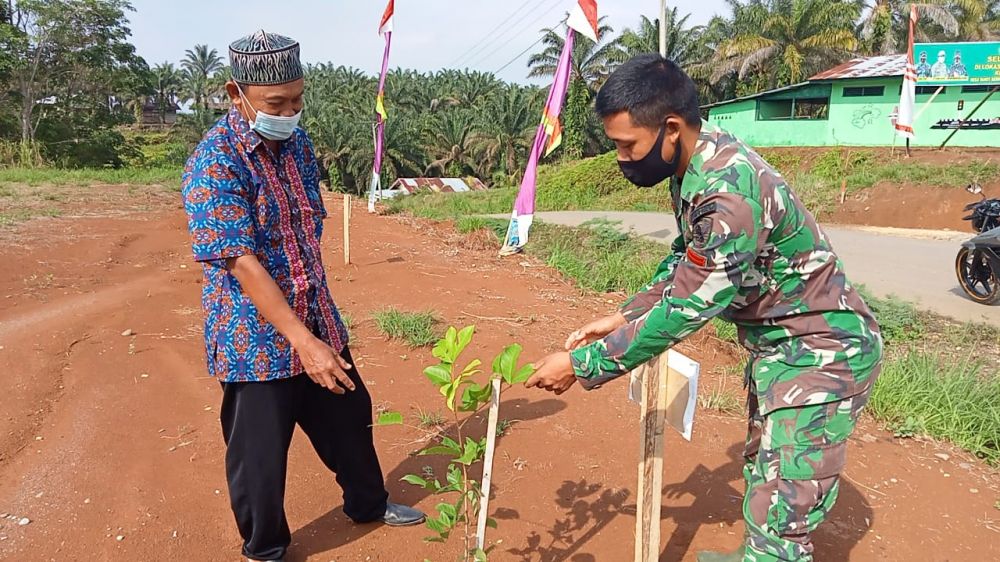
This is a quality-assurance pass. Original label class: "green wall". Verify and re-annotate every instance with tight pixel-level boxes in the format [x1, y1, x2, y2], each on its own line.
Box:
[707, 76, 1000, 147]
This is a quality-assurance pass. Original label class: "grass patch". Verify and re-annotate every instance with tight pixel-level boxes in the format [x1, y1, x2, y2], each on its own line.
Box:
[869, 351, 1000, 464]
[711, 318, 739, 343]
[0, 166, 183, 188]
[414, 407, 447, 429]
[859, 289, 925, 344]
[372, 308, 440, 347]
[527, 220, 662, 294]
[496, 419, 516, 438]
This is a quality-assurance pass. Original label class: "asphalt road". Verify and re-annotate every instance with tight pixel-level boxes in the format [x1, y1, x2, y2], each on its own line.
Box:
[528, 211, 999, 327]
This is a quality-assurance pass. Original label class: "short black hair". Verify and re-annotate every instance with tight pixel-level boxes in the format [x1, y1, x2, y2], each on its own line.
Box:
[595, 54, 701, 128]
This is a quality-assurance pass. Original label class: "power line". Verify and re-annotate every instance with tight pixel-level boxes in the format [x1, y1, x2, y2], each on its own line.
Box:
[491, 33, 550, 76]
[446, 0, 536, 68]
[477, 7, 568, 76]
[453, 0, 564, 70]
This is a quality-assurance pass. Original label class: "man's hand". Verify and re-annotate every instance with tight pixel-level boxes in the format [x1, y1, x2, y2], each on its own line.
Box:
[525, 352, 577, 395]
[297, 336, 356, 394]
[564, 312, 627, 351]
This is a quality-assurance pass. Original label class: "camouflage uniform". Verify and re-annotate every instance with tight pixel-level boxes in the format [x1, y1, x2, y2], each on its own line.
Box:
[570, 122, 882, 561]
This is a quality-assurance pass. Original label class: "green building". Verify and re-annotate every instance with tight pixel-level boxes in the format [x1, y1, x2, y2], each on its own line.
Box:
[704, 55, 1000, 147]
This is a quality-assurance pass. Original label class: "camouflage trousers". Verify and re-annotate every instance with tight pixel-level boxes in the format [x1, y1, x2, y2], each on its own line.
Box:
[740, 390, 869, 561]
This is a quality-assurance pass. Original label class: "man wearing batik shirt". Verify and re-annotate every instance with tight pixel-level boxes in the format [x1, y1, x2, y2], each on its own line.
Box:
[526, 54, 882, 562]
[181, 30, 423, 562]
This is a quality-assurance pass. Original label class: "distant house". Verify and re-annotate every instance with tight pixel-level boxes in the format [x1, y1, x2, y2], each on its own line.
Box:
[141, 100, 180, 125]
[704, 54, 1000, 148]
[381, 177, 488, 199]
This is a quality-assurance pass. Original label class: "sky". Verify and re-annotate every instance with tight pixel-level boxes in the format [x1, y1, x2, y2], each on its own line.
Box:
[126, 0, 731, 84]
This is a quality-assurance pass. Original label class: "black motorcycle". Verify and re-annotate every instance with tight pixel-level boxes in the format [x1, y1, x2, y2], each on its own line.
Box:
[956, 183, 1000, 305]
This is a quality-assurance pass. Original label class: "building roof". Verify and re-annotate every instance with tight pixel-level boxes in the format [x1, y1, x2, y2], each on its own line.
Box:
[388, 177, 487, 194]
[700, 82, 810, 109]
[703, 55, 908, 110]
[809, 54, 906, 81]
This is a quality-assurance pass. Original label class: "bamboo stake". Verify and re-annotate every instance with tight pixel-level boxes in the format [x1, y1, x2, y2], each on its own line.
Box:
[343, 194, 351, 265]
[634, 355, 669, 562]
[476, 378, 502, 551]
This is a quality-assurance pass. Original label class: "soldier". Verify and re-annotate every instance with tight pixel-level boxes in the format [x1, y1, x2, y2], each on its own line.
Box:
[931, 50, 949, 79]
[916, 50, 931, 78]
[949, 51, 968, 78]
[526, 54, 883, 562]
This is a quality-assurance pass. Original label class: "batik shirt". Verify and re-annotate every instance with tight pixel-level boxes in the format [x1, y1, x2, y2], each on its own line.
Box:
[181, 108, 348, 383]
[570, 122, 882, 414]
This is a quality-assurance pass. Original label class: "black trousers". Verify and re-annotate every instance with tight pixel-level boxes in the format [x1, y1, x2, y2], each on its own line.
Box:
[220, 347, 389, 561]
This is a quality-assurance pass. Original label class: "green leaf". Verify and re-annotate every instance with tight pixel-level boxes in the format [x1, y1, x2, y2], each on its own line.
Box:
[420, 437, 461, 457]
[437, 502, 457, 521]
[474, 548, 488, 562]
[461, 358, 483, 377]
[425, 517, 448, 534]
[374, 411, 403, 426]
[400, 474, 428, 488]
[456, 325, 475, 355]
[457, 436, 483, 465]
[459, 382, 494, 412]
[419, 445, 461, 456]
[486, 517, 498, 529]
[493, 343, 523, 384]
[446, 464, 462, 488]
[423, 364, 452, 387]
[512, 363, 535, 385]
[445, 381, 459, 412]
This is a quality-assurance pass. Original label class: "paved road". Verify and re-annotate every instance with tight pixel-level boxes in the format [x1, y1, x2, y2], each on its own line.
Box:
[528, 211, 999, 327]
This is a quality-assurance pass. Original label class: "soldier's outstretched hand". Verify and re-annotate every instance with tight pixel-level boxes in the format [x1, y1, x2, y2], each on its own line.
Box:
[564, 312, 627, 350]
[526, 352, 577, 395]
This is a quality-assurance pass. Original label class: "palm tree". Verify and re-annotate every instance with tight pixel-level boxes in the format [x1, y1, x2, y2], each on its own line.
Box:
[474, 84, 540, 181]
[859, 1, 965, 54]
[152, 62, 182, 124]
[612, 9, 705, 69]
[182, 45, 224, 110]
[527, 16, 620, 94]
[713, 0, 861, 88]
[423, 110, 477, 176]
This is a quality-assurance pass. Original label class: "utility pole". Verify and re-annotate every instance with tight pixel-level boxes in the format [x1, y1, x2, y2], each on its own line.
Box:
[659, 0, 667, 57]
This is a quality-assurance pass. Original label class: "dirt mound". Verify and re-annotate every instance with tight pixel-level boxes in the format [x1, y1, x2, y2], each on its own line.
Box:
[830, 181, 998, 231]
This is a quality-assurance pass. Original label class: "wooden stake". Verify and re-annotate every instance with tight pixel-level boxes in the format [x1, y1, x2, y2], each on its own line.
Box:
[343, 194, 351, 265]
[840, 180, 847, 205]
[476, 378, 502, 551]
[634, 355, 669, 562]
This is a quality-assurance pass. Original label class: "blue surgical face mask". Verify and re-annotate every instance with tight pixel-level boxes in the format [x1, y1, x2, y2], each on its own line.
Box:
[236, 83, 302, 141]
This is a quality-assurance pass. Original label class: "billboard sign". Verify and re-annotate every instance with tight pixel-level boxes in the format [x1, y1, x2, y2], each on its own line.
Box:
[914, 41, 1000, 86]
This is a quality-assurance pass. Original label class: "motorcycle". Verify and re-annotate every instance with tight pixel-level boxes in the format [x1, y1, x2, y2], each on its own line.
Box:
[956, 183, 1000, 305]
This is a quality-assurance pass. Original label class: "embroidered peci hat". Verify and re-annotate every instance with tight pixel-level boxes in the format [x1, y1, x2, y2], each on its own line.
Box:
[229, 30, 303, 86]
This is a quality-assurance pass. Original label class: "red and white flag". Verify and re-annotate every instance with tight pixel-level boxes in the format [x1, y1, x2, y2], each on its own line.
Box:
[895, 4, 917, 139]
[567, 0, 599, 42]
[378, 0, 394, 35]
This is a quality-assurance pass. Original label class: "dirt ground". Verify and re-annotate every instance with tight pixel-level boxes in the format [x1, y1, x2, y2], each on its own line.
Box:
[1, 187, 999, 561]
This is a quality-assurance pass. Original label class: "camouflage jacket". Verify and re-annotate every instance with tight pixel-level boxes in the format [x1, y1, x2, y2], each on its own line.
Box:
[569, 122, 882, 414]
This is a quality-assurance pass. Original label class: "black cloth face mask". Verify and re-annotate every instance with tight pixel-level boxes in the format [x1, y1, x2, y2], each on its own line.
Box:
[618, 126, 682, 188]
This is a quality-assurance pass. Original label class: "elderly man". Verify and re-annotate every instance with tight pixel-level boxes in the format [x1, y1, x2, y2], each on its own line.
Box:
[527, 54, 882, 562]
[181, 30, 424, 562]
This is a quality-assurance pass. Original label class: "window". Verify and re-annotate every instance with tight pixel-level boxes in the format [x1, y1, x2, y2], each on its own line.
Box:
[962, 85, 994, 93]
[916, 86, 945, 95]
[756, 97, 830, 121]
[843, 86, 885, 97]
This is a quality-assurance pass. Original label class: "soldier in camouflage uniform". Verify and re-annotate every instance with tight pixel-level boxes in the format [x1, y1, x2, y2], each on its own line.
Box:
[526, 54, 882, 562]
